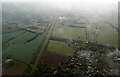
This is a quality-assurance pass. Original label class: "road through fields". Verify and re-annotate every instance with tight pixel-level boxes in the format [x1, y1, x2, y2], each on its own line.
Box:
[29, 15, 57, 76]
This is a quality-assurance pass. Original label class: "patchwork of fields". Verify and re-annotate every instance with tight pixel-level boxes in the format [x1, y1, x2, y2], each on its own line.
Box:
[9, 32, 35, 44]
[17, 24, 33, 28]
[3, 35, 42, 62]
[2, 11, 51, 75]
[3, 35, 42, 75]
[3, 30, 25, 43]
[17, 22, 48, 34]
[2, 23, 44, 75]
[2, 3, 118, 76]
[2, 16, 118, 75]
[52, 20, 118, 48]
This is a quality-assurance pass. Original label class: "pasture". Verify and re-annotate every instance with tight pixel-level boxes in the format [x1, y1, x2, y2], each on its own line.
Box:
[47, 40, 75, 56]
[9, 32, 35, 44]
[3, 35, 42, 75]
[3, 61, 28, 75]
[17, 24, 32, 28]
[3, 35, 43, 63]
[52, 20, 118, 48]
[52, 23, 86, 41]
[96, 23, 118, 48]
[3, 30, 25, 43]
[26, 25, 47, 33]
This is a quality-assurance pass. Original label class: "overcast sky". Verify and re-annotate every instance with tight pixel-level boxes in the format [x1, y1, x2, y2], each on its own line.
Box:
[1, 0, 119, 4]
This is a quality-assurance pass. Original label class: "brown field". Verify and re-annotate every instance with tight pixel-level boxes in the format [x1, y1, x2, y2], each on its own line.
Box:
[43, 51, 67, 65]
[2, 24, 20, 33]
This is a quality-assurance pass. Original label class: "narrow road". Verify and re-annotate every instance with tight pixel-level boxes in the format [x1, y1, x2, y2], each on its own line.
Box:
[29, 15, 57, 76]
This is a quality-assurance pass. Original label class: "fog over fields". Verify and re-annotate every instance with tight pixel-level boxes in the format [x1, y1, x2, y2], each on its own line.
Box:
[2, 1, 120, 76]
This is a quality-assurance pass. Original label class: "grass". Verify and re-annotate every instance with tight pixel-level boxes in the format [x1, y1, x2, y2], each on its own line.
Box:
[52, 23, 86, 41]
[47, 40, 75, 56]
[52, 22, 118, 48]
[2, 30, 25, 43]
[3, 61, 28, 75]
[36, 25, 46, 30]
[17, 24, 32, 28]
[3, 35, 43, 63]
[96, 23, 118, 48]
[26, 25, 46, 33]
[9, 32, 35, 44]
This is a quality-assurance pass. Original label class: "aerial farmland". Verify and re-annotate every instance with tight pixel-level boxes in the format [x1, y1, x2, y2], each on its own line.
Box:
[2, 2, 120, 76]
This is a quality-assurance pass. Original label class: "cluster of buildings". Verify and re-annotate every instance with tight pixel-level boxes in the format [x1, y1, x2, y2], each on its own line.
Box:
[57, 41, 120, 76]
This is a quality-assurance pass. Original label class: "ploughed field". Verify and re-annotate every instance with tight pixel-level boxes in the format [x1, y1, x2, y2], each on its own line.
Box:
[43, 51, 67, 65]
[43, 40, 75, 65]
[43, 15, 118, 68]
[2, 3, 118, 76]
[41, 15, 118, 76]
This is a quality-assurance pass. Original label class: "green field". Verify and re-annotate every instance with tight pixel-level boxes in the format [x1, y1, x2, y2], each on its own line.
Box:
[52, 22, 118, 48]
[3, 35, 43, 63]
[36, 25, 46, 30]
[17, 24, 32, 28]
[3, 61, 28, 75]
[96, 23, 118, 48]
[26, 25, 46, 33]
[52, 23, 86, 41]
[47, 40, 75, 56]
[9, 32, 35, 44]
[3, 30, 25, 43]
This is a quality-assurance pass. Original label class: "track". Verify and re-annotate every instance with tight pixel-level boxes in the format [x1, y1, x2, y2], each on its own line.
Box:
[29, 15, 57, 76]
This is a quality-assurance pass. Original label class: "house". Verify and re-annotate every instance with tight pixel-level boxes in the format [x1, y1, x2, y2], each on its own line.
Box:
[4, 59, 13, 63]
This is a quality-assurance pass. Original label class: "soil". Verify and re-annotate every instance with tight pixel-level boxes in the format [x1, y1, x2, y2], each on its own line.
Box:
[43, 51, 67, 65]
